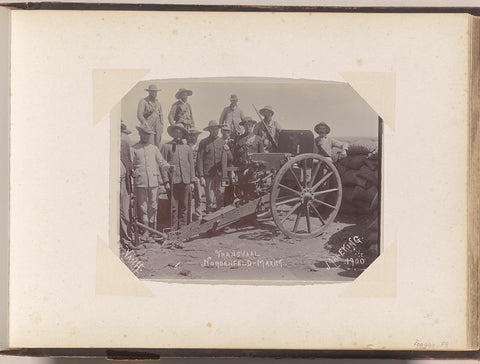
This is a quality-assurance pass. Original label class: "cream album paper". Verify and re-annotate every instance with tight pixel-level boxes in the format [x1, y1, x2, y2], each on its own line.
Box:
[6, 10, 471, 349]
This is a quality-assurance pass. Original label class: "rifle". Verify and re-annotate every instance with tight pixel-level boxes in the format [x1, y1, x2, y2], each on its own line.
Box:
[252, 104, 278, 151]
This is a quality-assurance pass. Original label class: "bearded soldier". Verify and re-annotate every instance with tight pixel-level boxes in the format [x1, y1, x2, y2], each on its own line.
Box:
[168, 88, 195, 130]
[137, 84, 164, 148]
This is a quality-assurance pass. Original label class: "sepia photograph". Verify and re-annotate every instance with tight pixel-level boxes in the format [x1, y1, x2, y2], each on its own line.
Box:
[119, 78, 381, 282]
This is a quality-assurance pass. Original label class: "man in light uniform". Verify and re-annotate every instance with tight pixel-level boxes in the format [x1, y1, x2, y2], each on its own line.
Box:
[137, 84, 164, 148]
[131, 124, 173, 240]
[218, 94, 246, 140]
[313, 121, 348, 161]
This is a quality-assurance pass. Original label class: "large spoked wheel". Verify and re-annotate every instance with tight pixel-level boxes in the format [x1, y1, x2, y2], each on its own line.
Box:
[270, 153, 342, 239]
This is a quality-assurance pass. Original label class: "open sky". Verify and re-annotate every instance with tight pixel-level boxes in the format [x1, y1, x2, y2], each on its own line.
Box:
[121, 78, 379, 143]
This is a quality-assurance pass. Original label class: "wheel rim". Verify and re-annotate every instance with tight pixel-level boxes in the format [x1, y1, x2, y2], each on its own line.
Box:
[270, 153, 342, 239]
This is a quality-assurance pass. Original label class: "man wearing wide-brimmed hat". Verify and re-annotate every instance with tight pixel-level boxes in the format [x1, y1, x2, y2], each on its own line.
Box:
[160, 124, 195, 229]
[197, 120, 232, 213]
[313, 121, 348, 161]
[137, 84, 164, 149]
[234, 117, 264, 166]
[254, 105, 282, 153]
[218, 94, 246, 138]
[131, 124, 172, 240]
[168, 88, 195, 129]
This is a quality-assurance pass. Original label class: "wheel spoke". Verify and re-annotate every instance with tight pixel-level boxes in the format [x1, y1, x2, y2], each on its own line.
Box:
[312, 171, 333, 191]
[314, 188, 339, 196]
[305, 205, 311, 233]
[309, 202, 325, 225]
[302, 159, 308, 188]
[278, 183, 301, 196]
[313, 198, 336, 209]
[281, 202, 302, 223]
[288, 167, 303, 191]
[292, 205, 303, 233]
[309, 160, 322, 188]
[275, 196, 301, 207]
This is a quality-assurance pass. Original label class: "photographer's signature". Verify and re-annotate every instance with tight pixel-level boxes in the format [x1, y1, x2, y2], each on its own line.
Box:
[326, 235, 365, 269]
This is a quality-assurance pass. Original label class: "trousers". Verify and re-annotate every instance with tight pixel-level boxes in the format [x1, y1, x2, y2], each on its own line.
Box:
[190, 178, 204, 220]
[204, 175, 224, 213]
[120, 178, 131, 241]
[171, 183, 190, 230]
[135, 186, 158, 228]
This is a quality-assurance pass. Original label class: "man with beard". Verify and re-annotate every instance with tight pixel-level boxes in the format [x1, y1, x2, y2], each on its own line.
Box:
[160, 124, 195, 230]
[197, 121, 232, 213]
[137, 84, 164, 148]
[168, 88, 195, 130]
[131, 124, 173, 241]
[218, 94, 246, 140]
[254, 105, 282, 153]
[234, 117, 264, 166]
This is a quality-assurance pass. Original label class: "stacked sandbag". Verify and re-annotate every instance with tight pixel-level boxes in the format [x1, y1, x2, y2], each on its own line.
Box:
[337, 142, 379, 215]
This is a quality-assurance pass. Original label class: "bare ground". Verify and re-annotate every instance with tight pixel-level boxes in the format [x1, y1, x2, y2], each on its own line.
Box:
[121, 213, 379, 283]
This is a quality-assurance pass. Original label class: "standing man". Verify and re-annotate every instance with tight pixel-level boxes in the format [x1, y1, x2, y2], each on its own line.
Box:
[160, 124, 195, 230]
[234, 117, 264, 166]
[168, 88, 195, 129]
[131, 124, 172, 240]
[137, 84, 164, 148]
[254, 105, 282, 153]
[218, 94, 246, 140]
[187, 127, 204, 221]
[120, 122, 133, 246]
[197, 121, 231, 214]
[313, 121, 348, 161]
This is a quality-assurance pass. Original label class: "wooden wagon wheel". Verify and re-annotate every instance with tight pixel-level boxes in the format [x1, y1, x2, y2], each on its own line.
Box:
[270, 153, 342, 239]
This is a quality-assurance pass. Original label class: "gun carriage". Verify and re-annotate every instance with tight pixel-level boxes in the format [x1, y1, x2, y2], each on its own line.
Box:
[129, 129, 343, 244]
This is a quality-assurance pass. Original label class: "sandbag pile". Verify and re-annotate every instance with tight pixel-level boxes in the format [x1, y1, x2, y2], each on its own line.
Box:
[337, 143, 379, 215]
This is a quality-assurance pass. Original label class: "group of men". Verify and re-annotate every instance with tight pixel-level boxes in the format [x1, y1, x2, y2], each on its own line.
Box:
[120, 85, 348, 245]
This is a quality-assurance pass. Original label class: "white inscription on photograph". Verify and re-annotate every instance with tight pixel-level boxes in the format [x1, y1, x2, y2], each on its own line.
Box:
[119, 78, 381, 282]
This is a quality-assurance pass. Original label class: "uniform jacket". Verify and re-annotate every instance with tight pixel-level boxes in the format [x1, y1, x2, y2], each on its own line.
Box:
[131, 143, 169, 188]
[197, 136, 232, 177]
[137, 97, 164, 147]
[160, 140, 195, 185]
[218, 105, 246, 135]
[168, 100, 194, 127]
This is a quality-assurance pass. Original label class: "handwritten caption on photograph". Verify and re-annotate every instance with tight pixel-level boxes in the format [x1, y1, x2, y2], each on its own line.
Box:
[326, 235, 365, 270]
[123, 248, 144, 274]
[202, 250, 284, 269]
